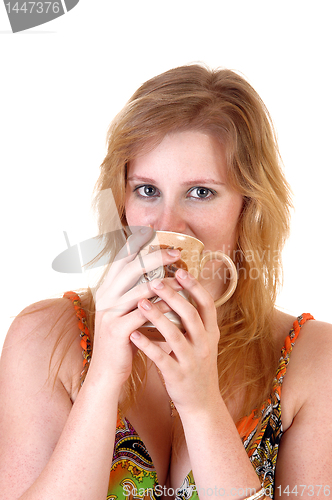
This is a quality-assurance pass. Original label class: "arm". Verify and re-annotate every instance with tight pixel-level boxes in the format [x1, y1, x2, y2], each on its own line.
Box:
[0, 300, 122, 500]
[275, 320, 332, 497]
[132, 277, 332, 497]
[0, 228, 183, 500]
[130, 271, 262, 499]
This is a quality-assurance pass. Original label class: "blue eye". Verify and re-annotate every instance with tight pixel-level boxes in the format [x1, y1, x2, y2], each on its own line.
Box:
[133, 184, 216, 201]
[188, 187, 215, 200]
[134, 185, 159, 198]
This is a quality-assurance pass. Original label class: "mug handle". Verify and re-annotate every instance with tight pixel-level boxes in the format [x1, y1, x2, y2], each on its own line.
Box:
[199, 251, 238, 307]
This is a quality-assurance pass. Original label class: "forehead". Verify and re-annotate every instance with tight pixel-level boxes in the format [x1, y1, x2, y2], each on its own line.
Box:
[128, 130, 228, 181]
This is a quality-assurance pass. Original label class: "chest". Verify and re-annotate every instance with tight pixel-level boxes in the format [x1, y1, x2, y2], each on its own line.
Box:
[122, 367, 247, 491]
[122, 365, 176, 487]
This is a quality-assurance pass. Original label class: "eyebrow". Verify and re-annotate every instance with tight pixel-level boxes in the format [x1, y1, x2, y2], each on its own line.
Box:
[127, 175, 225, 186]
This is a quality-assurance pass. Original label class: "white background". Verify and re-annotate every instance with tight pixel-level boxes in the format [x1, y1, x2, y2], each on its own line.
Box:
[1, 0, 331, 352]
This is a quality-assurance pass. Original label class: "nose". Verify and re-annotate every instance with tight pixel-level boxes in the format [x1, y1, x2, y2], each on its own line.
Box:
[152, 204, 187, 234]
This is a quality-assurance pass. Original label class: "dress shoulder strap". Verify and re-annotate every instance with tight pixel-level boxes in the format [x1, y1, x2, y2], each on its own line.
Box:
[63, 291, 92, 384]
[275, 313, 314, 387]
[237, 313, 314, 440]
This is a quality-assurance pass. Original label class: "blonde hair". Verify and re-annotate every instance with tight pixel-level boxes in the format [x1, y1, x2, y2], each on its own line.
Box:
[65, 64, 292, 419]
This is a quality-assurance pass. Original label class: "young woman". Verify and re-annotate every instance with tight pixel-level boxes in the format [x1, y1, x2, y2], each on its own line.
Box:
[1, 64, 331, 500]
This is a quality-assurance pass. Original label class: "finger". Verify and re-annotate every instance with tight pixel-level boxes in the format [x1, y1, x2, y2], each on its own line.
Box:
[142, 277, 220, 356]
[116, 226, 154, 261]
[151, 280, 203, 335]
[145, 278, 183, 313]
[154, 299, 175, 314]
[96, 279, 153, 314]
[137, 297, 188, 358]
[130, 329, 177, 373]
[126, 248, 181, 287]
[164, 277, 184, 292]
[111, 248, 182, 297]
[175, 269, 217, 332]
[97, 277, 183, 314]
[97, 303, 150, 338]
[102, 226, 154, 288]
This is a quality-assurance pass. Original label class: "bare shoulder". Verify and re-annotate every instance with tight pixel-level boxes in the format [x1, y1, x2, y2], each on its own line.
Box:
[274, 316, 332, 485]
[290, 316, 332, 394]
[272, 308, 332, 354]
[0, 297, 82, 496]
[4, 297, 74, 343]
[284, 314, 332, 377]
[3, 298, 79, 366]
[1, 297, 83, 396]
[276, 309, 332, 431]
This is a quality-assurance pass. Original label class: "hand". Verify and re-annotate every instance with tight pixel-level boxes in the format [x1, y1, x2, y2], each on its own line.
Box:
[129, 269, 221, 414]
[90, 227, 184, 388]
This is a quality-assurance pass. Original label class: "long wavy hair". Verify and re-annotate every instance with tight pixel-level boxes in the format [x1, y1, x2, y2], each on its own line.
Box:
[59, 64, 292, 420]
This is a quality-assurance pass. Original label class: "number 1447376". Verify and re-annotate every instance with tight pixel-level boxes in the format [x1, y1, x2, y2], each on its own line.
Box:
[5, 2, 60, 14]
[276, 486, 330, 497]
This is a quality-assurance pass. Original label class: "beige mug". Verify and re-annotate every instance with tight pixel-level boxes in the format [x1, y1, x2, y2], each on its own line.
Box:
[136, 231, 237, 341]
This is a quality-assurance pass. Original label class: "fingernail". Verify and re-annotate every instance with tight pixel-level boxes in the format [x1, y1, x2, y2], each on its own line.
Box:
[131, 331, 141, 339]
[151, 279, 164, 290]
[177, 269, 188, 279]
[140, 299, 152, 310]
[167, 248, 180, 257]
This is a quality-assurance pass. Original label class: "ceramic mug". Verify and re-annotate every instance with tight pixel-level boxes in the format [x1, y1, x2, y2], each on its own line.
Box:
[136, 231, 237, 340]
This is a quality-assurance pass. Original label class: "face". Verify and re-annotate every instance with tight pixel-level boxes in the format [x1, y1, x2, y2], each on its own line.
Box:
[125, 130, 243, 296]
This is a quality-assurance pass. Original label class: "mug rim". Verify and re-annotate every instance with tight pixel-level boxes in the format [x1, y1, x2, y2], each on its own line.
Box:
[152, 230, 204, 248]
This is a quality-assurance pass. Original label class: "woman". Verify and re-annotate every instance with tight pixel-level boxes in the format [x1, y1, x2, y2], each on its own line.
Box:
[1, 64, 331, 500]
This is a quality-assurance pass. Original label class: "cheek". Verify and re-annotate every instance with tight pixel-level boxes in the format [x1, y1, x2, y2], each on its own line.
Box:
[124, 196, 149, 227]
[124, 202, 137, 226]
[198, 201, 242, 251]
[124, 192, 135, 225]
